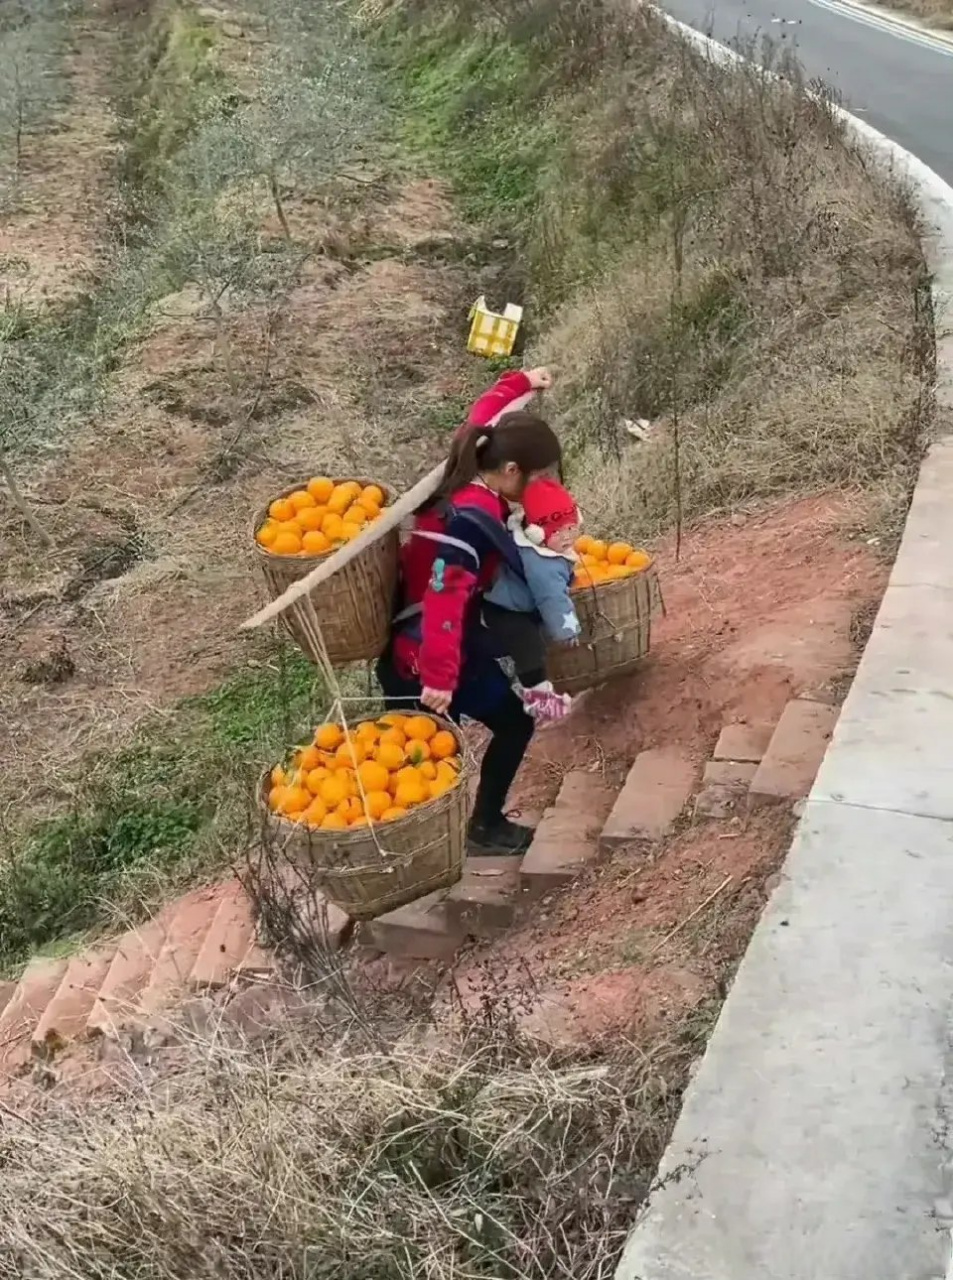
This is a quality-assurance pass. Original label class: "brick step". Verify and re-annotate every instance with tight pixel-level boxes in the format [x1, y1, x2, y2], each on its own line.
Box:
[521, 771, 616, 897]
[0, 957, 68, 1077]
[445, 856, 524, 938]
[189, 880, 258, 991]
[87, 911, 174, 1038]
[601, 747, 697, 847]
[137, 886, 224, 1017]
[365, 889, 464, 961]
[749, 698, 838, 808]
[0, 981, 16, 1022]
[33, 948, 116, 1058]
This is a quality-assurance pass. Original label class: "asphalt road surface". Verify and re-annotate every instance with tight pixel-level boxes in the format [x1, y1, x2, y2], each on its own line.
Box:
[662, 0, 953, 181]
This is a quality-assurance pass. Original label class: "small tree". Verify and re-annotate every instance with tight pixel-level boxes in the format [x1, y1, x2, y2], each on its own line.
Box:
[176, 19, 381, 240]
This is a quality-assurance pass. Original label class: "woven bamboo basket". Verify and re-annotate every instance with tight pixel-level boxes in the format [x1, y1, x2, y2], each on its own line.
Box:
[252, 479, 399, 666]
[546, 561, 664, 695]
[258, 714, 470, 921]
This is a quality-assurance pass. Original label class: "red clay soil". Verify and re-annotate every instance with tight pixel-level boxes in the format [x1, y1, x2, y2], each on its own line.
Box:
[512, 490, 885, 813]
[445, 490, 886, 1045]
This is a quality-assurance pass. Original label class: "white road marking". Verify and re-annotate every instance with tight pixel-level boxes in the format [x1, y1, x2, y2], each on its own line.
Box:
[807, 0, 953, 58]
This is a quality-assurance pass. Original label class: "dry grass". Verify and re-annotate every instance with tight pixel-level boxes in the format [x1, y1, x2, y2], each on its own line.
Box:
[878, 0, 953, 27]
[0, 998, 690, 1279]
[383, 0, 932, 541]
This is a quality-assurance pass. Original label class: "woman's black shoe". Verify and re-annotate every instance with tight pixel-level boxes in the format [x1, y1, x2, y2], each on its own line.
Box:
[467, 816, 535, 855]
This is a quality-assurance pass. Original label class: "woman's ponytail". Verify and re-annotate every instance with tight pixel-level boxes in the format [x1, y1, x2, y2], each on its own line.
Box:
[420, 426, 485, 510]
[419, 410, 562, 512]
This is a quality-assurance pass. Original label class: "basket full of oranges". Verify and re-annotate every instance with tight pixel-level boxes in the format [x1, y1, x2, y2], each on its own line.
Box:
[546, 536, 663, 696]
[253, 477, 399, 667]
[261, 709, 468, 920]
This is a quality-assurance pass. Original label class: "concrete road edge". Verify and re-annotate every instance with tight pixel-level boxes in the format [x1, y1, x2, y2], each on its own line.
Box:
[615, 17, 953, 1280]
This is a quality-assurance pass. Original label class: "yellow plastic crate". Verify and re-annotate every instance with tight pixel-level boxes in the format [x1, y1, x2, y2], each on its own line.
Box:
[467, 295, 523, 359]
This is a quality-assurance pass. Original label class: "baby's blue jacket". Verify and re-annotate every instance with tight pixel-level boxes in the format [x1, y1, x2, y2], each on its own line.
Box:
[485, 544, 582, 643]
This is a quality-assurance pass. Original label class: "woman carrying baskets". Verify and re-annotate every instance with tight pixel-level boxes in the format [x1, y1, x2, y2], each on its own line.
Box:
[377, 367, 559, 855]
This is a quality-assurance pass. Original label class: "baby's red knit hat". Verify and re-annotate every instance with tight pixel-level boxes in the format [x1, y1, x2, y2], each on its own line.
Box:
[522, 477, 579, 543]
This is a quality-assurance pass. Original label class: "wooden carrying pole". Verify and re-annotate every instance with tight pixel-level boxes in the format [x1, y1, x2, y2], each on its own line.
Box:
[239, 461, 445, 632]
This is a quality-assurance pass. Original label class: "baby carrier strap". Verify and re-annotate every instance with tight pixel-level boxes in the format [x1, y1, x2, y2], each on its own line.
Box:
[445, 502, 527, 581]
[391, 498, 527, 634]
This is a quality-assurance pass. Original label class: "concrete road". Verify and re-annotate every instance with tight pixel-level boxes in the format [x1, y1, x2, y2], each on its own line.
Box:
[662, 0, 953, 181]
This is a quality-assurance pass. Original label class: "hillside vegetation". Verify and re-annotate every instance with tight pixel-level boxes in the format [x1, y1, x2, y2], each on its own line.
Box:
[0, 0, 935, 1276]
[374, 0, 931, 537]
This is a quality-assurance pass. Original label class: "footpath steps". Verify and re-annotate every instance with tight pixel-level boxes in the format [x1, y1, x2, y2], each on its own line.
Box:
[521, 771, 617, 896]
[360, 697, 839, 964]
[0, 696, 841, 1084]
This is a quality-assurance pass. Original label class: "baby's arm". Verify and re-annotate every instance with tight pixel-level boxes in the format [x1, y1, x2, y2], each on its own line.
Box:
[521, 550, 581, 643]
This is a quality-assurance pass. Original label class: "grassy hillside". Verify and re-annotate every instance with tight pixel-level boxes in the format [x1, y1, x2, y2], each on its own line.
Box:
[372, 0, 931, 538]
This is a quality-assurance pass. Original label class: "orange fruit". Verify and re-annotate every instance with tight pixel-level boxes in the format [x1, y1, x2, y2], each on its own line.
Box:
[418, 760, 437, 781]
[428, 777, 453, 800]
[336, 796, 364, 824]
[394, 778, 427, 808]
[322, 513, 345, 541]
[308, 476, 334, 503]
[378, 726, 406, 750]
[327, 485, 352, 515]
[440, 756, 461, 775]
[405, 740, 432, 765]
[607, 541, 635, 565]
[405, 715, 437, 742]
[272, 530, 302, 556]
[360, 484, 385, 509]
[604, 564, 631, 580]
[319, 774, 350, 807]
[375, 741, 405, 772]
[280, 786, 310, 816]
[358, 760, 390, 793]
[588, 539, 608, 561]
[296, 745, 321, 772]
[429, 730, 457, 760]
[626, 550, 652, 571]
[314, 724, 343, 752]
[320, 813, 348, 830]
[364, 790, 392, 820]
[289, 489, 316, 512]
[335, 738, 366, 769]
[270, 764, 287, 786]
[303, 798, 328, 827]
[379, 713, 406, 727]
[343, 504, 368, 526]
[381, 806, 408, 822]
[340, 521, 362, 542]
[269, 497, 295, 523]
[302, 530, 331, 556]
[575, 535, 593, 555]
[355, 720, 381, 745]
[296, 507, 326, 533]
[256, 521, 279, 548]
[306, 767, 331, 795]
[581, 552, 601, 567]
[268, 784, 288, 812]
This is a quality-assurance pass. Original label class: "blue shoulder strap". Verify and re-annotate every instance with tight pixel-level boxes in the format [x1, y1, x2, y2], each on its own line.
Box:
[448, 503, 527, 581]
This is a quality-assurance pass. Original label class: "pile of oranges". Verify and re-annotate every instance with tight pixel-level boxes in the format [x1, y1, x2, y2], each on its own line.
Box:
[256, 478, 388, 559]
[267, 712, 462, 831]
[572, 537, 652, 590]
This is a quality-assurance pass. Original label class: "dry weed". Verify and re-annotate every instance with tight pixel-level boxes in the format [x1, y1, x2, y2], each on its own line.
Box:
[0, 993, 689, 1279]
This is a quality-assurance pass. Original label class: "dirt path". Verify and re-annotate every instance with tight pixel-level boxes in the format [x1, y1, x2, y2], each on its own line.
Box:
[0, 7, 117, 307]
